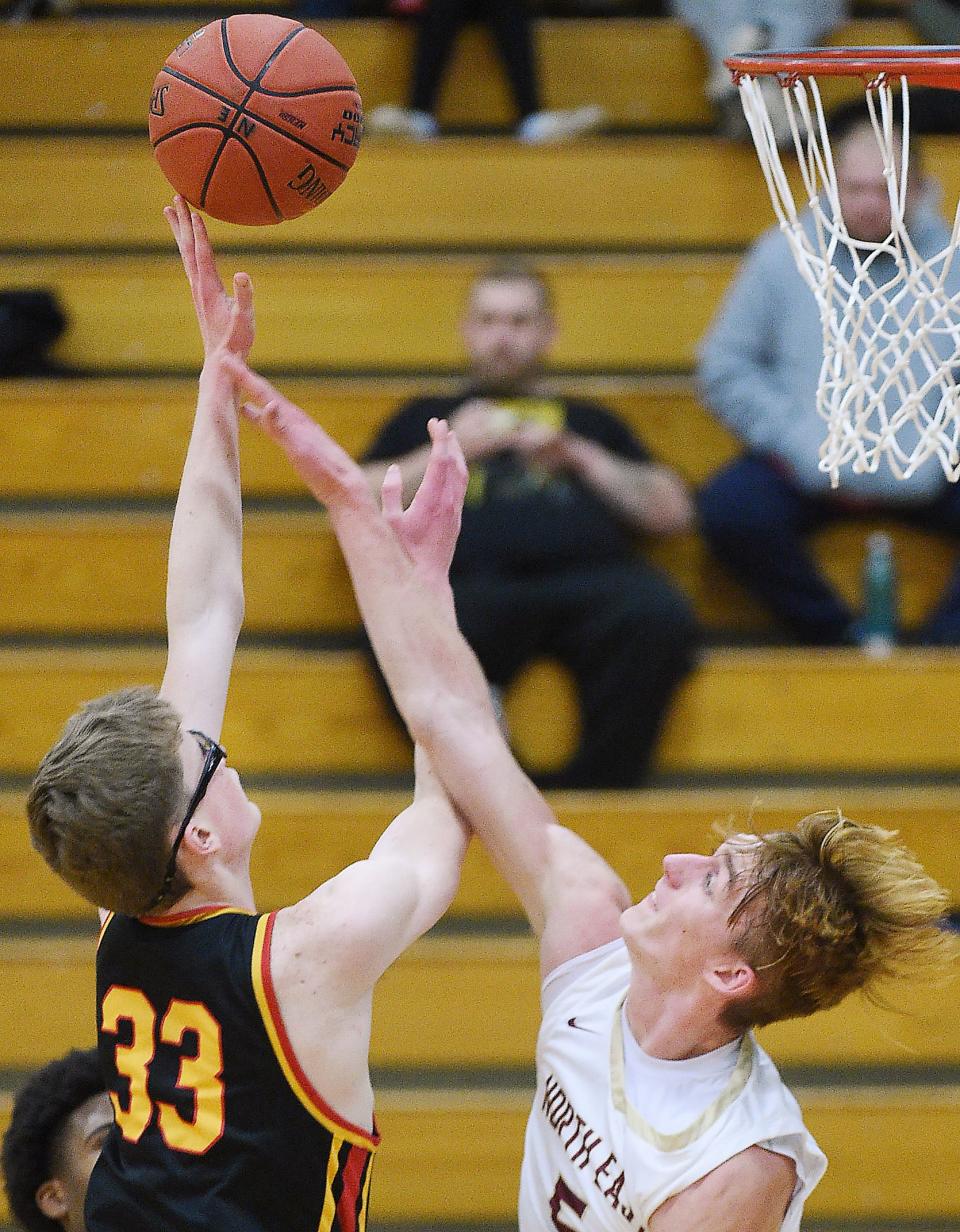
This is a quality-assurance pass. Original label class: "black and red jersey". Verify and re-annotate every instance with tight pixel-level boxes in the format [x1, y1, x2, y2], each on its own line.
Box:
[88, 907, 377, 1232]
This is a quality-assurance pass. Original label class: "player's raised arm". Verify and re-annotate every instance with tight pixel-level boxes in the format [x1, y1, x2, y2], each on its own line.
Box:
[159, 197, 254, 738]
[230, 359, 630, 974]
[274, 743, 469, 991]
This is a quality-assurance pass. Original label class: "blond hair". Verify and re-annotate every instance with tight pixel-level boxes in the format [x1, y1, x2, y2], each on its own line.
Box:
[27, 687, 190, 915]
[723, 810, 954, 1031]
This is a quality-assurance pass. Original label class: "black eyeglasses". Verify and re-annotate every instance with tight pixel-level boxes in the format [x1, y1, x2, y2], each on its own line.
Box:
[144, 730, 226, 914]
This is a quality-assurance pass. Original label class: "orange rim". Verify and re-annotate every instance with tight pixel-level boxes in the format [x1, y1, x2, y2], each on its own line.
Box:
[725, 45, 960, 90]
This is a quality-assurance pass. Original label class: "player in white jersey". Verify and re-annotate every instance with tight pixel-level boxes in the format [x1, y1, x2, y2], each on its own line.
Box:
[520, 938, 824, 1231]
[225, 360, 954, 1232]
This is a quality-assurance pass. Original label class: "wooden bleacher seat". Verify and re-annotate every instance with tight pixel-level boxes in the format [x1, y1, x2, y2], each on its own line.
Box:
[2, 787, 958, 922]
[0, 377, 733, 491]
[0, 508, 956, 635]
[0, 134, 813, 252]
[2, 930, 958, 1070]
[372, 1084, 960, 1223]
[0, 1079, 955, 1223]
[0, 18, 913, 133]
[11, 133, 960, 254]
[2, 380, 957, 634]
[0, 251, 734, 373]
[2, 644, 960, 778]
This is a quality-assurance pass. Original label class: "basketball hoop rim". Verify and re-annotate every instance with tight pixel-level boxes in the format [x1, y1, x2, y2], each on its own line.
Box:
[725, 44, 960, 88]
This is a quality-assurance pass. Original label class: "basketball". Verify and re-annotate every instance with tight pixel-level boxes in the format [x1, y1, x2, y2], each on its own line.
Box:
[148, 14, 362, 226]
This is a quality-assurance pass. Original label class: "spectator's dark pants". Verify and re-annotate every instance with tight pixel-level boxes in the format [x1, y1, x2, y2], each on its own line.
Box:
[410, 0, 540, 119]
[699, 453, 960, 645]
[365, 559, 699, 788]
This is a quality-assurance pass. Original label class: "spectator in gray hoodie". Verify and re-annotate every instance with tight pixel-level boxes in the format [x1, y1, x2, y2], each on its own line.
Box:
[697, 99, 960, 646]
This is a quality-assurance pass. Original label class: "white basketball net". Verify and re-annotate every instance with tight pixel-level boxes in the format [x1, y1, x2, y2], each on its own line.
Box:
[736, 72, 960, 486]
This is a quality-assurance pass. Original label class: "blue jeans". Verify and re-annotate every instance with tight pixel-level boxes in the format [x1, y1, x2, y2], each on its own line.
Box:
[699, 454, 960, 645]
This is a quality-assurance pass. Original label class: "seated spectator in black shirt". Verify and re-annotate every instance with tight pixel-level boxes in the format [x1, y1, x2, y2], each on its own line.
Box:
[362, 261, 699, 788]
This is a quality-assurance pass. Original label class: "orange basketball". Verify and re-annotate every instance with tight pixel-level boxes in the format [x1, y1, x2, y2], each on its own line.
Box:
[148, 14, 362, 226]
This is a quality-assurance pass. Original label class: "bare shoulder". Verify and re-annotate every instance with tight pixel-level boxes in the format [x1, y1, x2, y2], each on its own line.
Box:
[649, 1146, 797, 1232]
[260, 882, 381, 1134]
[272, 859, 409, 968]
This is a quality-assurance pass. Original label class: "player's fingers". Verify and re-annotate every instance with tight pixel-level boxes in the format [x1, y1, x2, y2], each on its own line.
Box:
[427, 417, 449, 444]
[220, 352, 272, 398]
[233, 272, 253, 311]
[239, 401, 265, 424]
[191, 210, 222, 289]
[380, 465, 404, 522]
[448, 429, 468, 478]
[242, 398, 284, 430]
[173, 195, 198, 278]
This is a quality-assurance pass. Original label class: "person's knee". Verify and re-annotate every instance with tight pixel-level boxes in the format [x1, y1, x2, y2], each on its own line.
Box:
[616, 575, 700, 661]
[698, 462, 790, 545]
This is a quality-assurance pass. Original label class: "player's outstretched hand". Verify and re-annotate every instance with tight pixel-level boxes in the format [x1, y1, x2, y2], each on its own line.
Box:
[164, 195, 255, 360]
[222, 354, 371, 510]
[380, 418, 467, 589]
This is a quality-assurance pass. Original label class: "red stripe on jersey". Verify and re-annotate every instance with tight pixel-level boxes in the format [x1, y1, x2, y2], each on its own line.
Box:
[259, 912, 381, 1147]
[138, 904, 246, 927]
[336, 1143, 369, 1232]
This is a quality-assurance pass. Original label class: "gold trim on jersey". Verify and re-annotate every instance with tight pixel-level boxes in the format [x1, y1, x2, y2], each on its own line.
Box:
[317, 1132, 344, 1232]
[97, 911, 114, 950]
[251, 913, 380, 1151]
[609, 996, 754, 1151]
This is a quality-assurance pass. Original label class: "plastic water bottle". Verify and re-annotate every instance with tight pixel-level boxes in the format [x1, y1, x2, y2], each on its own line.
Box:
[861, 532, 897, 658]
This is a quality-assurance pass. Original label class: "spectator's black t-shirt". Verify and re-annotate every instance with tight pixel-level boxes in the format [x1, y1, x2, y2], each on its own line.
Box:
[364, 393, 651, 574]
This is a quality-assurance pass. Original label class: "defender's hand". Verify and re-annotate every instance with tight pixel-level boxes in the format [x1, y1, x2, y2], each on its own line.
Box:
[380, 418, 467, 588]
[224, 355, 370, 509]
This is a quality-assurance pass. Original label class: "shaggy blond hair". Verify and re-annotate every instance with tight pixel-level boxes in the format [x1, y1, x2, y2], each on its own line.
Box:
[722, 810, 954, 1031]
[27, 687, 190, 916]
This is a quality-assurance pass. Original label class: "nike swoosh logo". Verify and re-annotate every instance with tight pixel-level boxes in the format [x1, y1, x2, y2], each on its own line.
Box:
[567, 1016, 598, 1033]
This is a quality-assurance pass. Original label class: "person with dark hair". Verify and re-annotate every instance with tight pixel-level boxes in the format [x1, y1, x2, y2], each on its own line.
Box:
[361, 261, 699, 788]
[224, 366, 955, 1231]
[1, 1049, 110, 1232]
[26, 197, 469, 1232]
[697, 100, 960, 646]
[367, 0, 606, 142]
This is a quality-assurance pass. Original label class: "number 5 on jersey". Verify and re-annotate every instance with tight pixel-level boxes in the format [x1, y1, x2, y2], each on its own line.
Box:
[101, 985, 226, 1154]
[551, 1176, 588, 1232]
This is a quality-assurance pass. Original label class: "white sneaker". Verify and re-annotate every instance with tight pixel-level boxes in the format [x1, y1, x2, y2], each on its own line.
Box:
[366, 105, 439, 140]
[516, 105, 608, 144]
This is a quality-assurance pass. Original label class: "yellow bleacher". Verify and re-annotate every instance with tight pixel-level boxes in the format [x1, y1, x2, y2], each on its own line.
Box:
[1, 10, 959, 1231]
[3, 644, 960, 777]
[0, 17, 912, 131]
[0, 1084, 956, 1223]
[2, 787, 959, 922]
[0, 377, 730, 490]
[0, 508, 957, 635]
[11, 132, 960, 252]
[2, 930, 959, 1068]
[0, 251, 733, 372]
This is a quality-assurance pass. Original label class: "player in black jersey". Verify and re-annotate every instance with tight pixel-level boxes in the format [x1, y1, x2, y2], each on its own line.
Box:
[2, 1048, 111, 1232]
[26, 198, 470, 1232]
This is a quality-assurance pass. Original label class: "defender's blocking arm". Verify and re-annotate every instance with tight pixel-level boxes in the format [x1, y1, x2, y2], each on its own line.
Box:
[229, 360, 630, 974]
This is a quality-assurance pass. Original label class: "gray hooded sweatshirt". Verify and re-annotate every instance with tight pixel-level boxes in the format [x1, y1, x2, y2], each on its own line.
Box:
[697, 198, 960, 502]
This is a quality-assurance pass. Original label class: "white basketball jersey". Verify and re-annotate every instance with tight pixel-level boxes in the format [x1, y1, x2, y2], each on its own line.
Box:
[518, 940, 826, 1232]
